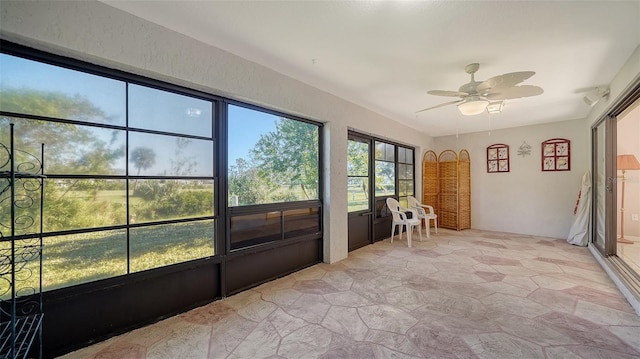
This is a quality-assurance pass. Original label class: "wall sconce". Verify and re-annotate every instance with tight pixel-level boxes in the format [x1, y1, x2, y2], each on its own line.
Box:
[584, 87, 610, 107]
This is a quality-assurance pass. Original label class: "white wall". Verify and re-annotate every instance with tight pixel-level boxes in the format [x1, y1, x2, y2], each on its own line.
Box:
[433, 119, 588, 239]
[0, 0, 434, 264]
[3, 0, 638, 256]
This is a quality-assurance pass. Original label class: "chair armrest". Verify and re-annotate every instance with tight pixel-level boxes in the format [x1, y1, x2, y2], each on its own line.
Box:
[410, 206, 426, 216]
[419, 204, 435, 214]
[390, 209, 408, 221]
[400, 207, 419, 219]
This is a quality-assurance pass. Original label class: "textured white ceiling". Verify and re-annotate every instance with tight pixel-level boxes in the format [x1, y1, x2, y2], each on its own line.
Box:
[101, 1, 640, 137]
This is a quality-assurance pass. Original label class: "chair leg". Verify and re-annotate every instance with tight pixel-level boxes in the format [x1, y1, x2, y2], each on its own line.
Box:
[390, 224, 395, 243]
[406, 225, 412, 248]
[425, 218, 430, 239]
[417, 223, 422, 242]
[434, 218, 438, 234]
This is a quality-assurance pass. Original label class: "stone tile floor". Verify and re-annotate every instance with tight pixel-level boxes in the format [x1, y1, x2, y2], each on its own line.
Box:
[61, 229, 640, 358]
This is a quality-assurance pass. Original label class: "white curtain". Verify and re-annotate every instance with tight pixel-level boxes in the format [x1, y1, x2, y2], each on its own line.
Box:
[567, 170, 592, 246]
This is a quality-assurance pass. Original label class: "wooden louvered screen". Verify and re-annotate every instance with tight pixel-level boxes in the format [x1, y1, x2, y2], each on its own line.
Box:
[422, 150, 439, 217]
[423, 149, 471, 231]
[438, 150, 459, 230]
[458, 149, 471, 230]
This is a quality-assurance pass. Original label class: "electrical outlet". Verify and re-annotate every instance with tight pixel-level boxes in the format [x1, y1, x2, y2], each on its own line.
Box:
[633, 214, 639, 221]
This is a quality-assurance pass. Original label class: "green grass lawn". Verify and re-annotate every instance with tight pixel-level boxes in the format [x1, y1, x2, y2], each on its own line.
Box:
[347, 190, 369, 212]
[1, 220, 214, 298]
[1, 182, 314, 299]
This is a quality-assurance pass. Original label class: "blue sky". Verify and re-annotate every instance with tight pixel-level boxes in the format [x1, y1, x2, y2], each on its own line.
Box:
[1, 54, 277, 173]
[227, 104, 277, 165]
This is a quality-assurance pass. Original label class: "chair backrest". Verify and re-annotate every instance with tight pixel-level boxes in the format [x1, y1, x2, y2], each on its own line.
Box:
[408, 195, 434, 215]
[386, 197, 402, 222]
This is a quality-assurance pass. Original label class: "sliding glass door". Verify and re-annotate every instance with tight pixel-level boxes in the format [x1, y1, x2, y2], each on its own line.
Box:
[615, 98, 640, 273]
[347, 133, 373, 251]
[591, 85, 640, 309]
[592, 116, 616, 255]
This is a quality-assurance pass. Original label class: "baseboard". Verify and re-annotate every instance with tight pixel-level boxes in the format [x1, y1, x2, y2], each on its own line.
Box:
[589, 244, 640, 315]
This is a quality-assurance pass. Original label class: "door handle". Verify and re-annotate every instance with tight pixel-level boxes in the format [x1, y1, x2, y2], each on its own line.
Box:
[607, 177, 616, 192]
[360, 212, 373, 216]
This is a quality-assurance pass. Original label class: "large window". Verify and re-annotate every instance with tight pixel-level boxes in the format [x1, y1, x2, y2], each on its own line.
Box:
[375, 141, 395, 197]
[398, 146, 415, 207]
[0, 53, 216, 291]
[347, 139, 370, 212]
[374, 140, 415, 209]
[228, 104, 319, 206]
[227, 104, 321, 250]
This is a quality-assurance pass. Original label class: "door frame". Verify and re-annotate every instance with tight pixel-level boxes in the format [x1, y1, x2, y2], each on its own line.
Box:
[591, 115, 617, 256]
[347, 132, 374, 251]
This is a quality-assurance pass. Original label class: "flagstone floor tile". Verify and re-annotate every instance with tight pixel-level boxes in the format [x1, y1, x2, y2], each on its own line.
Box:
[60, 229, 640, 359]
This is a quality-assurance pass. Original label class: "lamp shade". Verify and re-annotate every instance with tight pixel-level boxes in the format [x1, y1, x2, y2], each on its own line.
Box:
[458, 96, 488, 116]
[617, 154, 640, 171]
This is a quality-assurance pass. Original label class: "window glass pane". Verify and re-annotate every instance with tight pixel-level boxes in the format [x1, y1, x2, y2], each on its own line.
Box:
[129, 179, 213, 223]
[399, 180, 407, 196]
[0, 54, 126, 125]
[348, 177, 369, 212]
[348, 140, 369, 177]
[398, 147, 406, 163]
[406, 148, 414, 164]
[375, 141, 385, 160]
[130, 220, 215, 272]
[385, 143, 395, 162]
[44, 179, 126, 232]
[42, 230, 127, 291]
[284, 208, 320, 239]
[129, 132, 213, 177]
[375, 160, 395, 196]
[407, 180, 414, 196]
[399, 197, 409, 208]
[128, 84, 213, 137]
[1, 52, 227, 288]
[228, 105, 319, 206]
[398, 163, 407, 180]
[2, 117, 126, 175]
[407, 165, 414, 180]
[230, 212, 281, 250]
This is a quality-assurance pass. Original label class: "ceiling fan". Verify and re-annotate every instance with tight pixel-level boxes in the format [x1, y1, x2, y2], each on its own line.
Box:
[417, 63, 543, 116]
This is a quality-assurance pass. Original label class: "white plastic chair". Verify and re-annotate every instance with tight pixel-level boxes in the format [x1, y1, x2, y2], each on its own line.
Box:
[386, 197, 422, 247]
[408, 195, 438, 238]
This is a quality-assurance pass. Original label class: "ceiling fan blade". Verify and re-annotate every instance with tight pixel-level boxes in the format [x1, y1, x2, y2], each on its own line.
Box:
[477, 71, 536, 93]
[486, 85, 544, 100]
[416, 99, 464, 113]
[427, 90, 468, 97]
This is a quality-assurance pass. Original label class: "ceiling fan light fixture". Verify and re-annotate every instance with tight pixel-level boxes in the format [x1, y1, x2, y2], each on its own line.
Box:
[458, 96, 488, 116]
[486, 101, 503, 114]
